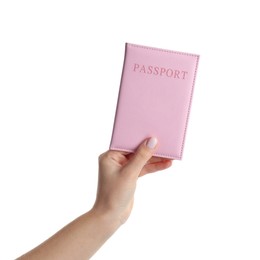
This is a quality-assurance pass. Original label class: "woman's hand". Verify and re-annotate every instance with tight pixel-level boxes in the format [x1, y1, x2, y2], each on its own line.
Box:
[17, 137, 172, 260]
[93, 137, 172, 225]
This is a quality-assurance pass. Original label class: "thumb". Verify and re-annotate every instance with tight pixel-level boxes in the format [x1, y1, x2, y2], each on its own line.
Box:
[125, 137, 158, 176]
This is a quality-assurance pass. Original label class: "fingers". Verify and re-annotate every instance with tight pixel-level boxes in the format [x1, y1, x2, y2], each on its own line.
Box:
[103, 137, 173, 179]
[139, 159, 173, 177]
[145, 156, 168, 164]
[125, 154, 164, 164]
[123, 137, 158, 178]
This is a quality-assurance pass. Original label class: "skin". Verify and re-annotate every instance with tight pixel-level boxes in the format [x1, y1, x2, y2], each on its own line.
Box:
[17, 137, 172, 260]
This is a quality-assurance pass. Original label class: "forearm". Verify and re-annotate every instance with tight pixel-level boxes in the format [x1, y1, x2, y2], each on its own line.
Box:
[17, 209, 120, 260]
[17, 139, 170, 259]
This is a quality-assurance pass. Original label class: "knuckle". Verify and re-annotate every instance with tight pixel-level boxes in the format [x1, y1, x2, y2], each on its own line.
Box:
[98, 150, 115, 165]
[98, 153, 104, 162]
[98, 151, 109, 163]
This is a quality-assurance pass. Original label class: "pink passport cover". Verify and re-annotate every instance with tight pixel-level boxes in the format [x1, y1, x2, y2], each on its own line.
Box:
[109, 43, 199, 160]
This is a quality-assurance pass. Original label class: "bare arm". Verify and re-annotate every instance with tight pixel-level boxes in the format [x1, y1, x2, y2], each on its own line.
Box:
[17, 137, 172, 260]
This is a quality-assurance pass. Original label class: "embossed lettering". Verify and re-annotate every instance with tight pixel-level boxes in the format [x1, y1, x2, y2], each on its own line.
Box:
[166, 69, 173, 77]
[160, 67, 166, 76]
[181, 71, 188, 79]
[133, 63, 188, 80]
[154, 67, 159, 75]
[133, 63, 139, 72]
[140, 65, 146, 73]
[174, 70, 180, 79]
[147, 66, 153, 74]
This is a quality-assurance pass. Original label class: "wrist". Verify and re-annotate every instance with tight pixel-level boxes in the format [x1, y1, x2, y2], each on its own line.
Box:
[89, 207, 122, 233]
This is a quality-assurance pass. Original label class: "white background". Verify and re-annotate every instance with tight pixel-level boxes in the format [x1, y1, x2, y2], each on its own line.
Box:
[0, 1, 260, 259]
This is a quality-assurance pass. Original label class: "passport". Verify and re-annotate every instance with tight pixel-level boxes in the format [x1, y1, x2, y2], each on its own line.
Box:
[109, 43, 199, 160]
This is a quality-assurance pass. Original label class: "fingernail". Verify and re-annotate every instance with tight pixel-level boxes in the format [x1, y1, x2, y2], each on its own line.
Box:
[146, 137, 158, 149]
